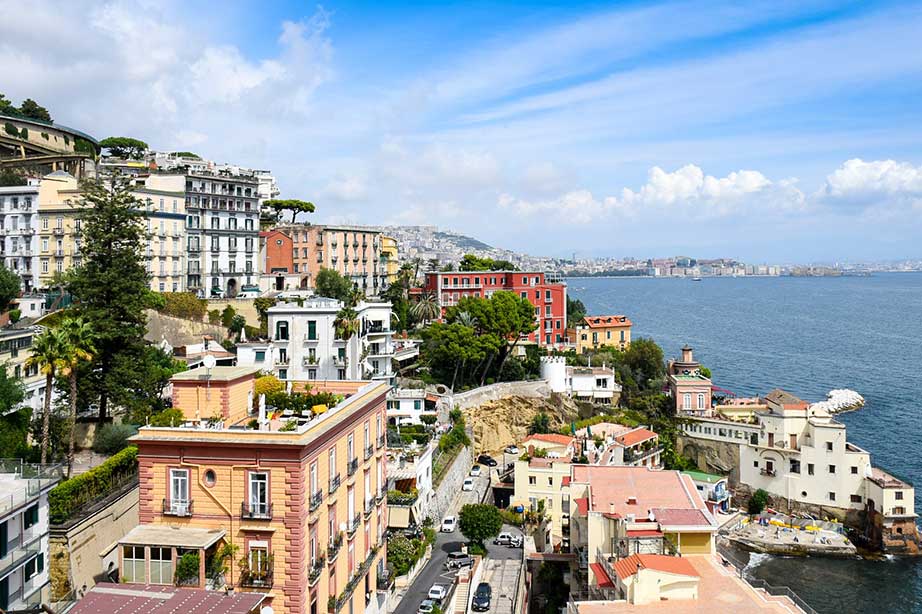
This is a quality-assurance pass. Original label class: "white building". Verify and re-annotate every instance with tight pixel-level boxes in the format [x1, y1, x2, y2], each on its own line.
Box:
[0, 459, 64, 611]
[541, 357, 620, 404]
[0, 181, 40, 291]
[386, 442, 436, 528]
[386, 388, 435, 426]
[237, 298, 395, 384]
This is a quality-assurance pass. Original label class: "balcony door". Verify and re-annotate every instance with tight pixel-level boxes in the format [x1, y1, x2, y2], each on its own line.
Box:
[170, 469, 189, 513]
[249, 472, 269, 516]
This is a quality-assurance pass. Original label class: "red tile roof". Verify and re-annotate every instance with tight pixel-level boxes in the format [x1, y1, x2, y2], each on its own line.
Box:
[561, 476, 571, 486]
[70, 583, 266, 614]
[582, 315, 632, 329]
[615, 428, 658, 447]
[652, 508, 713, 527]
[523, 433, 575, 447]
[574, 497, 589, 515]
[612, 554, 699, 580]
[589, 562, 616, 588]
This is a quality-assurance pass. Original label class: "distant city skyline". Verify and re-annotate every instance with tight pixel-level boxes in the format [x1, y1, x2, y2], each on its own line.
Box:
[4, 1, 922, 261]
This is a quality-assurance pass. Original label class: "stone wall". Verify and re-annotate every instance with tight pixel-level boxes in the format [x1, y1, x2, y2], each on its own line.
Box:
[428, 446, 473, 522]
[676, 435, 742, 484]
[144, 309, 228, 348]
[447, 381, 550, 413]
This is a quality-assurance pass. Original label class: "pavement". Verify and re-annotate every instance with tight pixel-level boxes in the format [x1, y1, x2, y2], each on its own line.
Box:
[393, 463, 521, 614]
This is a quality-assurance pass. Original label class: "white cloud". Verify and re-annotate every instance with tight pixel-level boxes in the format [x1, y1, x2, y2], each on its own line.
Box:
[817, 159, 922, 210]
[322, 174, 368, 202]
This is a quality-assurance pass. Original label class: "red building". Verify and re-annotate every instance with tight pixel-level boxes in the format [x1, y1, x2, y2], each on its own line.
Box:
[261, 229, 294, 274]
[422, 271, 567, 347]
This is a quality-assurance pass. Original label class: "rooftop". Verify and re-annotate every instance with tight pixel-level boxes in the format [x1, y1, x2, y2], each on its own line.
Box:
[0, 459, 64, 517]
[575, 422, 633, 439]
[581, 315, 633, 329]
[612, 553, 698, 580]
[615, 428, 658, 448]
[170, 366, 260, 382]
[763, 388, 808, 409]
[682, 470, 728, 485]
[523, 433, 575, 447]
[70, 582, 265, 614]
[868, 467, 912, 489]
[119, 524, 226, 549]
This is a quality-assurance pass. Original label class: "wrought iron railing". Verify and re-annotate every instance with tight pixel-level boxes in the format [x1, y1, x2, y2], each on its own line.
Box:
[329, 474, 341, 495]
[162, 498, 193, 517]
[310, 489, 324, 511]
[240, 501, 273, 520]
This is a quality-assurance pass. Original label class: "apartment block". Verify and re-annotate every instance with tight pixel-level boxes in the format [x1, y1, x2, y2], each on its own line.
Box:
[422, 271, 567, 347]
[0, 460, 64, 611]
[124, 366, 390, 614]
[0, 326, 48, 417]
[0, 181, 40, 291]
[237, 298, 395, 384]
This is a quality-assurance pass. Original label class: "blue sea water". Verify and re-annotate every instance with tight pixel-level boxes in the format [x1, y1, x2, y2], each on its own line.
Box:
[571, 272, 922, 613]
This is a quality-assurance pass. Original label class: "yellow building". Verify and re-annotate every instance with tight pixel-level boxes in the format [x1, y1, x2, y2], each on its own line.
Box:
[36, 170, 82, 288]
[512, 456, 574, 549]
[379, 235, 399, 284]
[576, 315, 632, 353]
[0, 325, 46, 416]
[125, 367, 390, 614]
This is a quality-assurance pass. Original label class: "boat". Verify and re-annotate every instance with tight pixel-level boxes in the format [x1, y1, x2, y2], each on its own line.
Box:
[692, 277, 702, 281]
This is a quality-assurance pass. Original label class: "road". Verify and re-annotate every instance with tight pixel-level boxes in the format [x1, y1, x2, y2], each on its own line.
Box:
[394, 465, 521, 614]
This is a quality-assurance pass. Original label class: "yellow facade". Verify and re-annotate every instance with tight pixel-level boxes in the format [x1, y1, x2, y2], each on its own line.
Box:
[379, 235, 399, 284]
[512, 459, 573, 546]
[576, 315, 632, 354]
[36, 171, 81, 289]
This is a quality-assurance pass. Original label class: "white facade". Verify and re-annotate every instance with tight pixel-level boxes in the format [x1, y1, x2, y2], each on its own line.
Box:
[540, 357, 620, 403]
[0, 182, 40, 291]
[237, 298, 395, 383]
[386, 388, 433, 426]
[0, 460, 63, 611]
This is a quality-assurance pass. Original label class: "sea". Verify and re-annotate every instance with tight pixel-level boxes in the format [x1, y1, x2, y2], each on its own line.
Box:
[570, 272, 922, 614]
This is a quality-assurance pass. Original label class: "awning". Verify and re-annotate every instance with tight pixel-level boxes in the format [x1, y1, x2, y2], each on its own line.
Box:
[626, 530, 663, 537]
[589, 563, 616, 589]
[118, 525, 225, 549]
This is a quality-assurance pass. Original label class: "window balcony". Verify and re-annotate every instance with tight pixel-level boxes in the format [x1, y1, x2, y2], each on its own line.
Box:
[52, 227, 64, 235]
[347, 458, 359, 477]
[364, 445, 374, 461]
[364, 499, 374, 519]
[308, 556, 325, 586]
[162, 498, 193, 517]
[302, 356, 318, 367]
[239, 562, 273, 589]
[276, 355, 289, 366]
[310, 489, 324, 512]
[303, 333, 319, 343]
[240, 501, 273, 520]
[333, 356, 348, 367]
[328, 533, 343, 563]
[376, 435, 385, 449]
[760, 468, 777, 477]
[347, 513, 361, 536]
[329, 474, 341, 495]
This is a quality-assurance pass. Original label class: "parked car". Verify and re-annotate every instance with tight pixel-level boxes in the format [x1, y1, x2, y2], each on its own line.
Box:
[494, 532, 513, 546]
[418, 598, 437, 614]
[428, 584, 447, 601]
[441, 516, 457, 532]
[477, 454, 498, 467]
[508, 535, 523, 548]
[445, 552, 474, 569]
[462, 477, 474, 491]
[470, 465, 482, 477]
[472, 582, 492, 611]
[209, 288, 225, 299]
[504, 445, 520, 455]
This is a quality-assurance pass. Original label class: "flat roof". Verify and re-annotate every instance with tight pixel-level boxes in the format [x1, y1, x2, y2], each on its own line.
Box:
[119, 524, 225, 549]
[171, 366, 259, 382]
[682, 470, 727, 484]
[70, 582, 265, 614]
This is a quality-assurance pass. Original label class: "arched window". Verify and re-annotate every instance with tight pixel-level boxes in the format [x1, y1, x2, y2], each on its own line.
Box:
[276, 321, 289, 341]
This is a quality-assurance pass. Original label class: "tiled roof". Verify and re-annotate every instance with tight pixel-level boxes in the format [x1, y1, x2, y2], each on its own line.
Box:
[574, 497, 589, 515]
[652, 508, 713, 527]
[615, 428, 658, 447]
[612, 554, 699, 580]
[763, 388, 807, 408]
[589, 562, 616, 588]
[523, 433, 575, 447]
[70, 583, 266, 614]
[582, 315, 632, 329]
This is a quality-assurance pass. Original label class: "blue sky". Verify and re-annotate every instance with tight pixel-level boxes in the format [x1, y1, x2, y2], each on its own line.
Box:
[2, 0, 921, 263]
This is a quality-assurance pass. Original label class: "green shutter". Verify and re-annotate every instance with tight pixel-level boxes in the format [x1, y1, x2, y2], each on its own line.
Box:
[0, 522, 7, 558]
[38, 553, 44, 573]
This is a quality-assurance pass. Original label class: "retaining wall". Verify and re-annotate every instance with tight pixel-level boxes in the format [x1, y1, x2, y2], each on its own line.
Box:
[440, 381, 550, 421]
[429, 446, 473, 522]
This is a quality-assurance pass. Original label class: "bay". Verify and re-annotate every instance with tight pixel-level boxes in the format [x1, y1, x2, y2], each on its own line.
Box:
[570, 272, 922, 613]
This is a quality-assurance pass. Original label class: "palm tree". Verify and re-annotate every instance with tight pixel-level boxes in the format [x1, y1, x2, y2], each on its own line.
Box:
[26, 327, 67, 464]
[59, 317, 96, 477]
[334, 307, 360, 340]
[411, 291, 440, 326]
[454, 311, 477, 328]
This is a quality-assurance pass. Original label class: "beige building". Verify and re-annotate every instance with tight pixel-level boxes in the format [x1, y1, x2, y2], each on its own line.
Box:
[0, 325, 47, 417]
[512, 457, 574, 549]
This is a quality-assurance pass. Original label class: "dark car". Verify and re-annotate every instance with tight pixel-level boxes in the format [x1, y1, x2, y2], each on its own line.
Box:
[477, 454, 498, 467]
[472, 582, 492, 611]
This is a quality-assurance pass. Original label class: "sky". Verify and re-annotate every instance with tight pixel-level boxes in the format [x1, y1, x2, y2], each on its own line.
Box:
[2, 0, 922, 263]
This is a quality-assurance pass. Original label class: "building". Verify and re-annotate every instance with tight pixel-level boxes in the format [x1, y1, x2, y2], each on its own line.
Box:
[0, 325, 49, 416]
[144, 172, 261, 296]
[421, 271, 567, 347]
[268, 225, 390, 295]
[130, 179, 187, 293]
[386, 442, 435, 530]
[608, 553, 699, 605]
[666, 345, 712, 416]
[0, 459, 64, 611]
[541, 357, 621, 404]
[682, 471, 730, 514]
[575, 315, 632, 354]
[123, 366, 390, 614]
[0, 180, 40, 291]
[385, 388, 436, 426]
[512, 456, 573, 550]
[236, 298, 395, 384]
[581, 425, 662, 469]
[34, 170, 82, 289]
[379, 236, 399, 284]
[521, 433, 576, 458]
[70, 582, 267, 614]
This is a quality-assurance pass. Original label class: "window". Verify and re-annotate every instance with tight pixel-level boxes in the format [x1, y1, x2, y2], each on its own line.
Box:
[683, 393, 691, 409]
[310, 462, 318, 497]
[24, 504, 38, 529]
[851, 495, 862, 503]
[348, 434, 355, 462]
[338, 368, 346, 380]
[170, 469, 190, 511]
[808, 463, 814, 475]
[790, 459, 801, 474]
[204, 470, 217, 487]
[329, 447, 336, 479]
[828, 465, 836, 474]
[826, 441, 833, 451]
[528, 476, 536, 485]
[278, 368, 287, 380]
[307, 320, 317, 340]
[255, 350, 265, 362]
[697, 393, 705, 409]
[249, 472, 269, 516]
[548, 477, 553, 486]
[828, 492, 836, 502]
[894, 506, 906, 515]
[150, 546, 173, 584]
[276, 321, 289, 340]
[308, 369, 316, 380]
[753, 461, 759, 468]
[851, 466, 858, 475]
[248, 543, 270, 576]
[896, 491, 904, 500]
[122, 546, 145, 583]
[23, 553, 44, 580]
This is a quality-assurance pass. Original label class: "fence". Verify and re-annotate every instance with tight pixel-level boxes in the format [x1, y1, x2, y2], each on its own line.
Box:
[716, 543, 818, 614]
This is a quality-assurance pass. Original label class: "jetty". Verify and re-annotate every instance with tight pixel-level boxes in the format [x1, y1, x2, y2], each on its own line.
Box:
[809, 389, 864, 414]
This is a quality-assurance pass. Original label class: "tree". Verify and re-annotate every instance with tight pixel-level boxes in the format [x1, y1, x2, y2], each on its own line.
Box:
[150, 407, 185, 427]
[748, 489, 769, 515]
[529, 412, 551, 435]
[0, 169, 26, 187]
[17, 98, 52, 122]
[98, 136, 149, 159]
[458, 254, 518, 271]
[421, 322, 501, 390]
[315, 268, 353, 302]
[220, 305, 237, 328]
[458, 504, 503, 547]
[230, 314, 247, 338]
[0, 264, 21, 312]
[566, 297, 587, 328]
[0, 368, 27, 458]
[121, 346, 187, 424]
[410, 291, 440, 326]
[67, 176, 150, 421]
[622, 337, 665, 390]
[26, 328, 67, 464]
[160, 292, 207, 320]
[334, 307, 360, 340]
[58, 317, 96, 477]
[263, 199, 315, 223]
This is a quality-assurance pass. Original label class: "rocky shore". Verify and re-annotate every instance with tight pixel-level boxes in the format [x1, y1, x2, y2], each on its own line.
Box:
[810, 389, 865, 414]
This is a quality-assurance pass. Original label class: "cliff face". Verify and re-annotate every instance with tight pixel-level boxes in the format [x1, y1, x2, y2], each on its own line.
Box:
[464, 393, 580, 454]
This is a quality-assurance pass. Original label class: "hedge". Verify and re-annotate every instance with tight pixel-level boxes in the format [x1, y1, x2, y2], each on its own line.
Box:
[49, 445, 139, 524]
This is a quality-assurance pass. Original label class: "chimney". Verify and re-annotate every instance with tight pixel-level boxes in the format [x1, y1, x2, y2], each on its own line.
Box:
[627, 496, 637, 505]
[681, 345, 693, 363]
[609, 502, 615, 514]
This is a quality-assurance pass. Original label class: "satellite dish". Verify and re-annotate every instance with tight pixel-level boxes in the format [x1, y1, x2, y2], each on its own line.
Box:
[203, 355, 217, 370]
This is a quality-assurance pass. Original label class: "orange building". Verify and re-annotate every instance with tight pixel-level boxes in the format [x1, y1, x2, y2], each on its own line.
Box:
[262, 229, 295, 274]
[123, 366, 390, 614]
[575, 315, 632, 353]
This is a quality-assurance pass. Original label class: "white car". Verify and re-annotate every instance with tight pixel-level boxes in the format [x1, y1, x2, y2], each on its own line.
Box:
[418, 599, 436, 614]
[470, 465, 482, 477]
[428, 584, 447, 601]
[441, 516, 457, 532]
[504, 445, 520, 455]
[462, 477, 474, 491]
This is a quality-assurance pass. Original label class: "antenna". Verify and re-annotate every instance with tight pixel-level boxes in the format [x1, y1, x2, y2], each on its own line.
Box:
[203, 354, 217, 402]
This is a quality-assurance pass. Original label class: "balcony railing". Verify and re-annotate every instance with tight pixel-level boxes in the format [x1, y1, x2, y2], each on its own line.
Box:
[623, 444, 664, 464]
[333, 356, 348, 367]
[376, 435, 386, 449]
[0, 538, 41, 580]
[308, 556, 325, 586]
[364, 498, 374, 518]
[302, 356, 318, 367]
[239, 562, 273, 589]
[162, 498, 193, 517]
[310, 489, 324, 512]
[328, 534, 343, 563]
[347, 513, 361, 536]
[387, 491, 417, 506]
[329, 474, 341, 494]
[240, 501, 273, 520]
[347, 458, 359, 476]
[760, 468, 777, 477]
[708, 490, 730, 502]
[364, 445, 374, 460]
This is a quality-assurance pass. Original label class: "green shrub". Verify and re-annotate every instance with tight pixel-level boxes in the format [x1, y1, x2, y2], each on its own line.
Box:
[221, 305, 237, 328]
[19, 127, 28, 139]
[175, 552, 200, 585]
[150, 407, 185, 427]
[8, 308, 21, 323]
[41, 132, 49, 140]
[92, 422, 138, 454]
[4, 123, 18, 137]
[63, 135, 70, 145]
[48, 446, 138, 523]
[748, 489, 770, 515]
[419, 414, 437, 426]
[208, 309, 221, 325]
